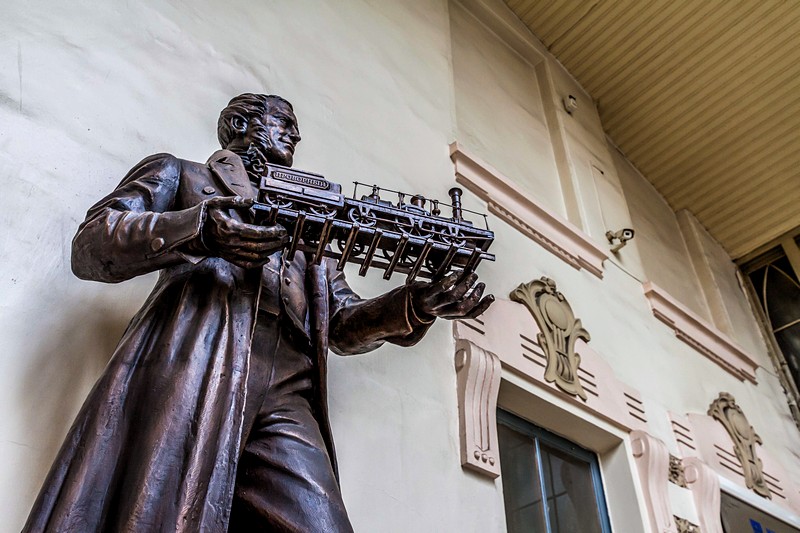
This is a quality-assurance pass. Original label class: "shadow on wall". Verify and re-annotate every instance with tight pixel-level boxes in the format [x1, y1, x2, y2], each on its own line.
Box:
[20, 291, 138, 495]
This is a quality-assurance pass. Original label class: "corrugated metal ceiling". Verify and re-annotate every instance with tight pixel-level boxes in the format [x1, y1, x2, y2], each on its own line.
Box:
[505, 0, 800, 259]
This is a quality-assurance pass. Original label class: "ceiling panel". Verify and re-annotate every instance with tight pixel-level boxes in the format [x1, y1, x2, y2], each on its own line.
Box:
[505, 0, 800, 259]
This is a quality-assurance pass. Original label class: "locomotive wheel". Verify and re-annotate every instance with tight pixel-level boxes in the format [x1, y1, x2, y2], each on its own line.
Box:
[393, 214, 415, 235]
[412, 219, 434, 239]
[441, 226, 467, 248]
[310, 204, 338, 218]
[347, 206, 377, 227]
[336, 237, 365, 257]
[379, 236, 409, 262]
[263, 193, 293, 209]
[399, 245, 422, 270]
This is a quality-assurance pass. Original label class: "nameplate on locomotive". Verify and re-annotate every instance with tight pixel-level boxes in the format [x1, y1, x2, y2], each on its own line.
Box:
[268, 165, 331, 190]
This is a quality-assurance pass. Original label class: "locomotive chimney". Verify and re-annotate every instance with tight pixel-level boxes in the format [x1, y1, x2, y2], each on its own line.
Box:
[448, 187, 463, 221]
[369, 185, 381, 202]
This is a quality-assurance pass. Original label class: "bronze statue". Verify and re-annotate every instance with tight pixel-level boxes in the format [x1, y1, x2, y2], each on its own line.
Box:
[23, 94, 493, 532]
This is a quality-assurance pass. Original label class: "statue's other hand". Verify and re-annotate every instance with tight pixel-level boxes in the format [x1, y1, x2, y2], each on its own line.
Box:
[410, 271, 494, 321]
[202, 196, 288, 269]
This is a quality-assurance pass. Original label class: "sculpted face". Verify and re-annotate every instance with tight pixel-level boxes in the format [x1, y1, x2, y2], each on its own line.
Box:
[244, 100, 301, 167]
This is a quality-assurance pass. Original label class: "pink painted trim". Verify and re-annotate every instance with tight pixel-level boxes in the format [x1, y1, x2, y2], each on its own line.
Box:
[631, 431, 677, 533]
[642, 281, 758, 383]
[449, 142, 608, 278]
[683, 457, 723, 533]
[687, 412, 800, 513]
[453, 299, 649, 434]
[455, 339, 502, 478]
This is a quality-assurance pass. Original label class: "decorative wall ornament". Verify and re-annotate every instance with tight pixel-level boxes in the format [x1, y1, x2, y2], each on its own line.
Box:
[669, 454, 687, 487]
[631, 430, 676, 533]
[454, 339, 502, 478]
[683, 457, 723, 533]
[673, 516, 700, 533]
[708, 392, 771, 498]
[510, 277, 590, 401]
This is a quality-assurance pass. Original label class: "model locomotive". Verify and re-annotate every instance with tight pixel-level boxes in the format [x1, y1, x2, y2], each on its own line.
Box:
[252, 163, 495, 283]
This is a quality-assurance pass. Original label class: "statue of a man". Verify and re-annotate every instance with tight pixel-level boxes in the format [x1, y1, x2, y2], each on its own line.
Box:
[23, 94, 492, 532]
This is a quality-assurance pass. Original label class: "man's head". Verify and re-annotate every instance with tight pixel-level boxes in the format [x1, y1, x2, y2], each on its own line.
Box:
[217, 93, 301, 167]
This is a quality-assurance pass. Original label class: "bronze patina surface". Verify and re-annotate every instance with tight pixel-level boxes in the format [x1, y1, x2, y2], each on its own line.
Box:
[24, 94, 493, 532]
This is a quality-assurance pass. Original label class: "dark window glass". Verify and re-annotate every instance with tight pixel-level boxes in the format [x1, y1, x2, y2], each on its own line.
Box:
[498, 423, 548, 533]
[720, 491, 800, 533]
[748, 254, 800, 391]
[540, 442, 604, 533]
[498, 410, 611, 533]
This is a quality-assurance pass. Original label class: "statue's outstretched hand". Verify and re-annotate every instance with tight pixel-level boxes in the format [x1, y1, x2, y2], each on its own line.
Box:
[410, 271, 494, 321]
[202, 196, 288, 269]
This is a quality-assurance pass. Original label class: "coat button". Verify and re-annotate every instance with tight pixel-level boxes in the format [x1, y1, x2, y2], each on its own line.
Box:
[284, 278, 291, 286]
[202, 186, 216, 195]
[150, 237, 166, 252]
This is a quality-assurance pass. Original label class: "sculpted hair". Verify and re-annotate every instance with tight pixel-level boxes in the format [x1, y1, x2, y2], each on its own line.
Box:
[217, 93, 293, 148]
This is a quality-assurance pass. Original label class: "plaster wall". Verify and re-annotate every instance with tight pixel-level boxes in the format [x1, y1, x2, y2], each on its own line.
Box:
[566, 132, 642, 276]
[612, 144, 710, 319]
[545, 44, 637, 259]
[1, 0, 799, 531]
[450, 1, 564, 217]
[678, 209, 769, 359]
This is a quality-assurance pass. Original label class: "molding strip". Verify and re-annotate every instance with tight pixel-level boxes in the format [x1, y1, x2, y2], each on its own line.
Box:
[642, 281, 758, 382]
[449, 142, 608, 278]
[455, 338, 502, 478]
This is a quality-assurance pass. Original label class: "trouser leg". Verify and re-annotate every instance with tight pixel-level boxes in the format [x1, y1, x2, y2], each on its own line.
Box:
[228, 396, 352, 532]
[228, 318, 353, 532]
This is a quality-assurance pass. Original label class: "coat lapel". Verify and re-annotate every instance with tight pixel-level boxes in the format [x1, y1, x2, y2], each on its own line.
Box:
[207, 149, 259, 200]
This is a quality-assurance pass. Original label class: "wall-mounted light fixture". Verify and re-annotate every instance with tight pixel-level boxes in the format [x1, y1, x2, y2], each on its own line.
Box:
[563, 94, 578, 115]
[606, 228, 635, 254]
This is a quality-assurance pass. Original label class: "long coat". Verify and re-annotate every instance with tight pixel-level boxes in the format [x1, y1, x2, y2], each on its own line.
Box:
[24, 150, 432, 532]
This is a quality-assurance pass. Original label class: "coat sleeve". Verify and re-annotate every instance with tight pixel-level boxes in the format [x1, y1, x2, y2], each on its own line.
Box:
[71, 153, 207, 283]
[327, 261, 435, 356]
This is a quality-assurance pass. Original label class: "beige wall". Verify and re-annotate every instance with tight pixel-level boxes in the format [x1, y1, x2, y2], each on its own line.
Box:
[613, 145, 710, 318]
[450, 1, 563, 214]
[1, 0, 798, 530]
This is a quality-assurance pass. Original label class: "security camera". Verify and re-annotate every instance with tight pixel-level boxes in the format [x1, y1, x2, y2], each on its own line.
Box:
[563, 94, 578, 115]
[605, 228, 635, 253]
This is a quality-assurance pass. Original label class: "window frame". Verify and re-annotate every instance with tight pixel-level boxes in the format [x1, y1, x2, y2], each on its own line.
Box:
[498, 409, 613, 533]
[738, 231, 800, 428]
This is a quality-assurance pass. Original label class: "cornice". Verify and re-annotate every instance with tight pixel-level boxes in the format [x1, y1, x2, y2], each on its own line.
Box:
[449, 142, 608, 278]
[642, 281, 758, 382]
